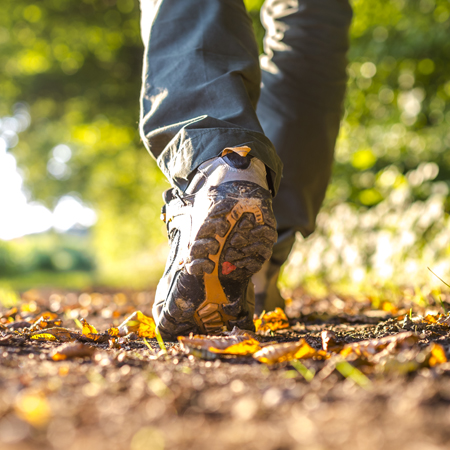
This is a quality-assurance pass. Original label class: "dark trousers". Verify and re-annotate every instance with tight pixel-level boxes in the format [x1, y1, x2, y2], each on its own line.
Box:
[139, 0, 352, 265]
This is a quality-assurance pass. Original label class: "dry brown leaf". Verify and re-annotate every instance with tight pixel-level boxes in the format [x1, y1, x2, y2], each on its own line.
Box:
[0, 307, 18, 320]
[51, 342, 96, 361]
[0, 335, 17, 345]
[321, 330, 343, 352]
[29, 316, 62, 332]
[253, 339, 327, 365]
[30, 327, 76, 342]
[254, 308, 290, 332]
[340, 331, 419, 360]
[6, 321, 31, 330]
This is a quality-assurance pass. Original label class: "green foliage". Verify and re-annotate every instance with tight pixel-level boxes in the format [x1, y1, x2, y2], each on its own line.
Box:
[334, 0, 450, 209]
[1, 0, 167, 283]
[0, 233, 95, 276]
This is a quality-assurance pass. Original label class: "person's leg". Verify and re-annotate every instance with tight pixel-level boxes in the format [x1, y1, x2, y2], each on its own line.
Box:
[139, 0, 282, 194]
[139, 0, 282, 337]
[254, 0, 352, 312]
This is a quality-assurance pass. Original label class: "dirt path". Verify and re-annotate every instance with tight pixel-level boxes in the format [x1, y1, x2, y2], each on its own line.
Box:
[1, 288, 450, 450]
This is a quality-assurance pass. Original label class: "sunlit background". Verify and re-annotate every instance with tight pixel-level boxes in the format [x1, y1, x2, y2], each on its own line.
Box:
[1, 0, 450, 293]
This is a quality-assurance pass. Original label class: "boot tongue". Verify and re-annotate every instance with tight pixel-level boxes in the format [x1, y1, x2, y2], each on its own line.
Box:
[222, 151, 252, 170]
[221, 145, 252, 170]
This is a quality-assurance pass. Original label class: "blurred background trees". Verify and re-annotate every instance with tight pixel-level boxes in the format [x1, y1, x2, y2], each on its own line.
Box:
[1, 0, 450, 291]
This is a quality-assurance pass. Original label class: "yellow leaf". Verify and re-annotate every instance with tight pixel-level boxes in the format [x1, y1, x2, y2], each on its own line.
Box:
[15, 390, 51, 427]
[107, 327, 120, 337]
[83, 333, 102, 342]
[32, 311, 58, 323]
[81, 318, 98, 335]
[178, 331, 259, 359]
[138, 322, 156, 338]
[253, 339, 324, 365]
[429, 343, 447, 367]
[137, 312, 156, 338]
[254, 308, 290, 332]
[30, 327, 75, 342]
[424, 314, 439, 324]
[31, 333, 57, 341]
[209, 338, 261, 356]
[382, 302, 398, 315]
[118, 311, 156, 337]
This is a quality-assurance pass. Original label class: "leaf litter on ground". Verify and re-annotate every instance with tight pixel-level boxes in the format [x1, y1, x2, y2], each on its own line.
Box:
[3, 288, 450, 450]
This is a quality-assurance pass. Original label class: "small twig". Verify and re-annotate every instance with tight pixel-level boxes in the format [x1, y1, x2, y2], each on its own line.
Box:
[428, 267, 450, 289]
[428, 267, 449, 314]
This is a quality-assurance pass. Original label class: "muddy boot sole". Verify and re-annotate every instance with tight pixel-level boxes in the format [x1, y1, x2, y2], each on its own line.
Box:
[158, 181, 277, 338]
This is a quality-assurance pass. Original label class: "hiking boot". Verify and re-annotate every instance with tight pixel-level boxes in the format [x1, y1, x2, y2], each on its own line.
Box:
[153, 146, 277, 339]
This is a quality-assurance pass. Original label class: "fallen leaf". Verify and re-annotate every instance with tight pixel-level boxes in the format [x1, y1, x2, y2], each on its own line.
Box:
[6, 321, 31, 330]
[51, 342, 96, 361]
[29, 316, 62, 332]
[209, 338, 261, 356]
[15, 390, 51, 427]
[81, 318, 98, 335]
[254, 308, 290, 332]
[321, 330, 343, 352]
[118, 311, 156, 338]
[107, 327, 120, 337]
[30, 327, 76, 342]
[423, 314, 439, 324]
[32, 311, 58, 323]
[0, 335, 16, 346]
[340, 332, 419, 361]
[382, 301, 398, 315]
[253, 339, 327, 365]
[179, 333, 258, 359]
[31, 333, 57, 341]
[429, 343, 447, 367]
[0, 307, 18, 320]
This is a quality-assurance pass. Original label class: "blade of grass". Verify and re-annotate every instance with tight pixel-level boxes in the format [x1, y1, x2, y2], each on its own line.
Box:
[143, 337, 156, 355]
[155, 327, 167, 354]
[438, 297, 448, 315]
[74, 318, 83, 330]
[290, 359, 315, 382]
[335, 360, 371, 389]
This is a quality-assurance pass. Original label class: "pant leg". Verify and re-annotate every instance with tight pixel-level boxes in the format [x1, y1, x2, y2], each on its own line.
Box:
[139, 0, 283, 194]
[257, 0, 352, 264]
